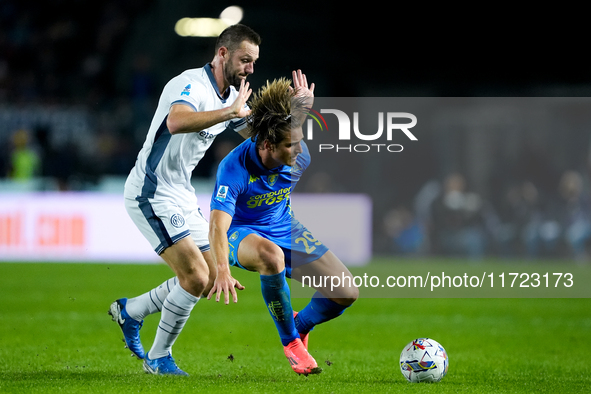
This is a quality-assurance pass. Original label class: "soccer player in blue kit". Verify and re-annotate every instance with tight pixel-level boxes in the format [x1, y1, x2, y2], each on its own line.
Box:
[208, 72, 359, 375]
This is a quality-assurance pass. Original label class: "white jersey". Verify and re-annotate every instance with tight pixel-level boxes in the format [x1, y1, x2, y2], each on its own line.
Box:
[124, 64, 247, 206]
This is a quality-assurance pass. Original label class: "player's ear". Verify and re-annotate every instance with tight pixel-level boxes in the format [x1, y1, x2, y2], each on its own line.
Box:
[218, 46, 229, 59]
[263, 139, 275, 152]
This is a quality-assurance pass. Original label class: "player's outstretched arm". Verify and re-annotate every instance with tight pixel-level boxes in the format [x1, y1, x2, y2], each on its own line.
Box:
[208, 209, 245, 304]
[167, 79, 252, 135]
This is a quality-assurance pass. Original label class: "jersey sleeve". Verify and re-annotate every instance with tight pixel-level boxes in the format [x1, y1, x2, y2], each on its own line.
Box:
[226, 102, 250, 134]
[228, 115, 248, 133]
[210, 155, 247, 217]
[165, 74, 207, 112]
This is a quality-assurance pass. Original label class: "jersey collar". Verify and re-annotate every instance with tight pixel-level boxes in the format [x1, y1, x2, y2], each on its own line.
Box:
[204, 63, 231, 102]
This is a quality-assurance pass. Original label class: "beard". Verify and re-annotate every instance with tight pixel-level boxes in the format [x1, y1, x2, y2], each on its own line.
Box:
[224, 62, 244, 90]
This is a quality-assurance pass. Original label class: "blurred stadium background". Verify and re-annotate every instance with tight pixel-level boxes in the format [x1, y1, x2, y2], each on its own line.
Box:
[2, 0, 591, 263]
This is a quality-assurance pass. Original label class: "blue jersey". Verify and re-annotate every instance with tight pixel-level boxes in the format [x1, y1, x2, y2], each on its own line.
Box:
[211, 138, 310, 229]
[211, 138, 328, 274]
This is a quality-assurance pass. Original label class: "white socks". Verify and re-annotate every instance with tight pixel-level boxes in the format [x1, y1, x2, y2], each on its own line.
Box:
[125, 277, 178, 321]
[148, 283, 199, 359]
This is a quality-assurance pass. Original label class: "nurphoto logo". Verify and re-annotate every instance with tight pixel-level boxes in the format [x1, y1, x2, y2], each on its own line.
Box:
[305, 109, 417, 153]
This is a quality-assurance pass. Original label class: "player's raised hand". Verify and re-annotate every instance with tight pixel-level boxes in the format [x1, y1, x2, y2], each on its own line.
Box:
[292, 69, 315, 98]
[231, 79, 252, 118]
[207, 270, 245, 304]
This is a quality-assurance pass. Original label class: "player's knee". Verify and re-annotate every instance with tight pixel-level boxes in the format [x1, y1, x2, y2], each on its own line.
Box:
[341, 285, 359, 306]
[257, 242, 285, 275]
[330, 283, 359, 306]
[178, 267, 209, 296]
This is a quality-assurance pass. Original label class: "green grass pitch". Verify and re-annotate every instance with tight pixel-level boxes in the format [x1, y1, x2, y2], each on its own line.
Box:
[0, 259, 590, 393]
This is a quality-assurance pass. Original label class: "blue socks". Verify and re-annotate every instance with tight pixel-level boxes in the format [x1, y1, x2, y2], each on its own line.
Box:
[294, 292, 350, 334]
[260, 272, 351, 345]
[260, 269, 299, 346]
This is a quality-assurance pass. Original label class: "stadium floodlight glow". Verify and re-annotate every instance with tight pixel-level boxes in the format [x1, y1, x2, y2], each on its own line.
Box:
[175, 7, 243, 37]
[220, 6, 243, 25]
[175, 17, 230, 37]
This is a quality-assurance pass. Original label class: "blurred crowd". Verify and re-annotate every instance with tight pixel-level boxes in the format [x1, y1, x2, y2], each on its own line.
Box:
[0, 0, 154, 105]
[383, 171, 591, 262]
[0, 0, 165, 188]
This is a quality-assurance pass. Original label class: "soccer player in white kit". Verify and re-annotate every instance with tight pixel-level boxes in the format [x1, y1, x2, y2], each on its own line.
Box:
[108, 24, 261, 376]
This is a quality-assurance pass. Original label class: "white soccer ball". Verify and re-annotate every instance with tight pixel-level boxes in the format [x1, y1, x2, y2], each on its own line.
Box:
[399, 337, 448, 383]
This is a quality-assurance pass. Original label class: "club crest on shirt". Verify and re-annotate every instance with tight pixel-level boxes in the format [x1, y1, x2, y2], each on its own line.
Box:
[170, 213, 185, 228]
[267, 174, 278, 186]
[216, 185, 229, 201]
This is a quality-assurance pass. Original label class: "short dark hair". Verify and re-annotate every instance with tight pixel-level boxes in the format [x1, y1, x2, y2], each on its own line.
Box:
[215, 24, 261, 53]
[247, 78, 308, 148]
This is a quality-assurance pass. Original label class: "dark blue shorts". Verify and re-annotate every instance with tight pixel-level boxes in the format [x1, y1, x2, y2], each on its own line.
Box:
[227, 218, 329, 278]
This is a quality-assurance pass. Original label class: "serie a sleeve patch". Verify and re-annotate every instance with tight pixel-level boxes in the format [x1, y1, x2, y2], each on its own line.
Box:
[215, 185, 229, 202]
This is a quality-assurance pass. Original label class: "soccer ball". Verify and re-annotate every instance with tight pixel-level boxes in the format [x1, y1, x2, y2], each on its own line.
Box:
[399, 338, 448, 383]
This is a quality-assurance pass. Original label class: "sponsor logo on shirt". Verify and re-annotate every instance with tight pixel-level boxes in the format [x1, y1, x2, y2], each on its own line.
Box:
[197, 129, 216, 139]
[248, 174, 280, 186]
[246, 187, 291, 208]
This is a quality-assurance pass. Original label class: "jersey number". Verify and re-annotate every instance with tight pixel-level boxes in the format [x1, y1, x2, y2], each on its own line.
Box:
[294, 231, 322, 254]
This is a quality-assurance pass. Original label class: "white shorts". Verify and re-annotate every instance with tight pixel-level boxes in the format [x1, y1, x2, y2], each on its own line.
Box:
[125, 196, 210, 255]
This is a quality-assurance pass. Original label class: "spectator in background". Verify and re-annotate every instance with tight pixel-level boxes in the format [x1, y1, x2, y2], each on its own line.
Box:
[558, 170, 591, 261]
[8, 128, 40, 181]
[383, 205, 425, 255]
[494, 181, 545, 258]
[429, 173, 489, 260]
[34, 126, 79, 191]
